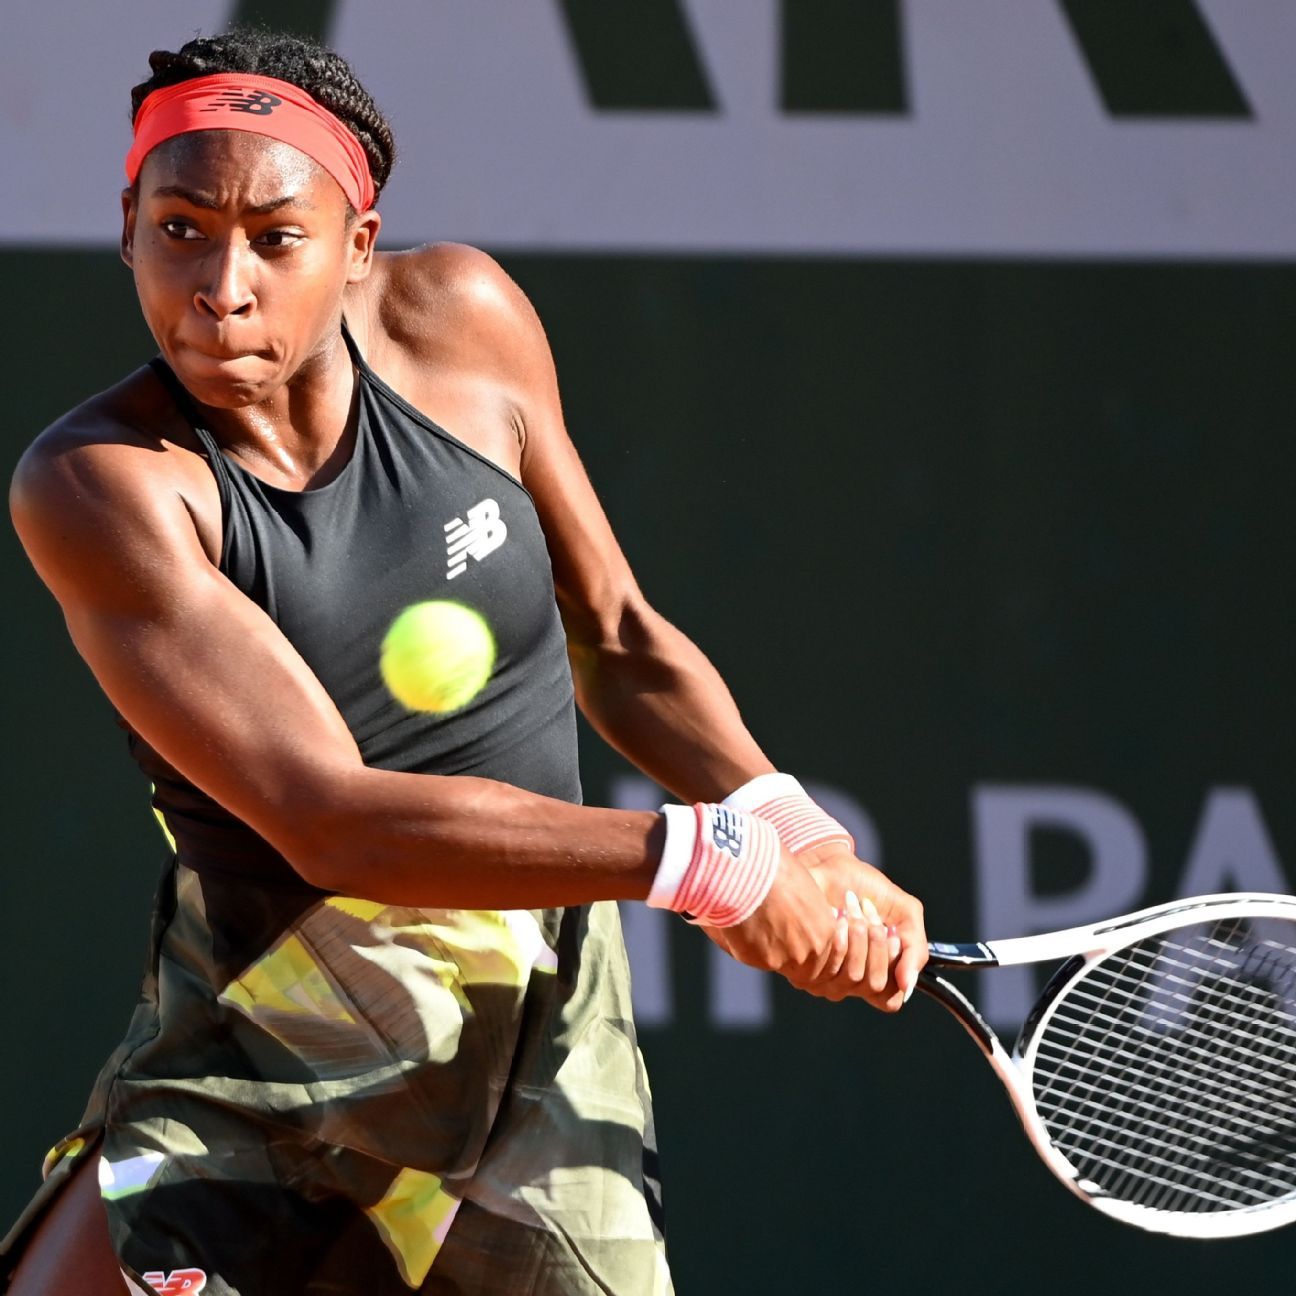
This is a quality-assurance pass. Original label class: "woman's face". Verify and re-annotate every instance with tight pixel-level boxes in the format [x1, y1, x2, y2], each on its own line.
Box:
[122, 130, 377, 408]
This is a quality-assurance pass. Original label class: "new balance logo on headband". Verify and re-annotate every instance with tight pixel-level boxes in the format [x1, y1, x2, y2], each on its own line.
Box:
[199, 89, 283, 116]
[445, 499, 508, 580]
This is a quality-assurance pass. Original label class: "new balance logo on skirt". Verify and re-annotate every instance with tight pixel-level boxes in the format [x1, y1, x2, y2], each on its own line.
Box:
[139, 1270, 206, 1295]
[445, 498, 507, 580]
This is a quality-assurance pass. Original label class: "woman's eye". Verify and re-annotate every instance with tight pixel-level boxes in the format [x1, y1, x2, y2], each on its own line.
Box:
[161, 221, 203, 241]
[256, 230, 302, 248]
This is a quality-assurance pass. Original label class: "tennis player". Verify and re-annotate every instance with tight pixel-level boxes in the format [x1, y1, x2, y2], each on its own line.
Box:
[2, 30, 926, 1296]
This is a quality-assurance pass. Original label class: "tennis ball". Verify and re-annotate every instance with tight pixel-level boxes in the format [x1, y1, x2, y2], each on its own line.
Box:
[380, 600, 496, 714]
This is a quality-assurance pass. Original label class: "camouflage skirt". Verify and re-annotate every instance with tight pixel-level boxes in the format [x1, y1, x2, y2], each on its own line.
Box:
[1, 861, 671, 1295]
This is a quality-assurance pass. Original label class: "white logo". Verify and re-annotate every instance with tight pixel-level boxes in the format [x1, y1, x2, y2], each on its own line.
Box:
[444, 498, 507, 580]
[139, 1270, 207, 1295]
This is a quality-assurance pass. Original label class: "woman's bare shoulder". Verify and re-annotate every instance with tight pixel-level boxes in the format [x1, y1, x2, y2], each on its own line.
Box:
[13, 366, 199, 509]
[11, 364, 217, 566]
[364, 242, 544, 365]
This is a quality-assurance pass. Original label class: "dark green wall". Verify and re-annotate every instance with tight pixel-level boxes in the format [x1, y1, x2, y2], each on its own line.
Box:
[2, 250, 1293, 1291]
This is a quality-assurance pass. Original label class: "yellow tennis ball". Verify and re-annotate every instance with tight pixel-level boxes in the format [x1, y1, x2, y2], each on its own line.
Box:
[380, 600, 496, 714]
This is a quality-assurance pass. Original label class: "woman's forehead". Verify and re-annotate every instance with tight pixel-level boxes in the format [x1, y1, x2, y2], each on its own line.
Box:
[139, 132, 338, 208]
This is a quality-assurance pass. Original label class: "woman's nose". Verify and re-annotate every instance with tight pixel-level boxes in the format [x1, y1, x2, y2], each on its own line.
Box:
[194, 239, 256, 320]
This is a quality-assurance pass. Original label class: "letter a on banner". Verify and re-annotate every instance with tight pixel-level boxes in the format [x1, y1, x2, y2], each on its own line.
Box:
[1177, 787, 1289, 895]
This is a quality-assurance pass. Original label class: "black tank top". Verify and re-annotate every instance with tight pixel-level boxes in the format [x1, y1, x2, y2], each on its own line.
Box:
[132, 324, 581, 888]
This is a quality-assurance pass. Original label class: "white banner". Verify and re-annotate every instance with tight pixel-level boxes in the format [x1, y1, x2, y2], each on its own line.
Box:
[5, 0, 1295, 256]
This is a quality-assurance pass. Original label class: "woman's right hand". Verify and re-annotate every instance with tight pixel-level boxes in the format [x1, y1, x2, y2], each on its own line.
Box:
[702, 850, 894, 1002]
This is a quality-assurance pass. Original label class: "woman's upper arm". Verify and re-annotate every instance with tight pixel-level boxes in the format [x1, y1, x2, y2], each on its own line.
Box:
[10, 427, 362, 874]
[440, 252, 646, 648]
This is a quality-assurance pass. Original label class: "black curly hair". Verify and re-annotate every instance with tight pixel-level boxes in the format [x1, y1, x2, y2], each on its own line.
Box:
[130, 28, 396, 204]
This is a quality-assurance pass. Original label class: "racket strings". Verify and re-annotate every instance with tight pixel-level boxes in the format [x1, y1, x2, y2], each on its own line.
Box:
[1027, 920, 1296, 1215]
[1040, 934, 1296, 1212]
[1039, 1016, 1288, 1211]
[1050, 935, 1296, 1213]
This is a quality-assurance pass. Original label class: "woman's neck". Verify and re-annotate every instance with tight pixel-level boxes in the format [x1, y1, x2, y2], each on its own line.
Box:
[201, 326, 361, 491]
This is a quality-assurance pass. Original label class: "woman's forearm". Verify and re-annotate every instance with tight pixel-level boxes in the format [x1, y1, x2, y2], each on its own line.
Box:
[286, 764, 664, 906]
[568, 601, 775, 804]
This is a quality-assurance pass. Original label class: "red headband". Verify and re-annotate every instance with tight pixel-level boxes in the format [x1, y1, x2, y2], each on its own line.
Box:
[126, 73, 376, 213]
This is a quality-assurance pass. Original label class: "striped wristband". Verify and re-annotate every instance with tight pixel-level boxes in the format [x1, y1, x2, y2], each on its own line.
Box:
[649, 803, 782, 928]
[723, 772, 854, 855]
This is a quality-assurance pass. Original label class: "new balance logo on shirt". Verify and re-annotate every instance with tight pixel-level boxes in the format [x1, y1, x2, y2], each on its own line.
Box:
[445, 498, 508, 580]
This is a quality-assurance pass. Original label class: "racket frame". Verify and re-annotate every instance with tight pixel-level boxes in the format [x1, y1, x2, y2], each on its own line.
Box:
[918, 891, 1296, 1238]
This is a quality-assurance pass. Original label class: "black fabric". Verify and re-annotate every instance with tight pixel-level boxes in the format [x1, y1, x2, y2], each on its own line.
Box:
[132, 328, 581, 886]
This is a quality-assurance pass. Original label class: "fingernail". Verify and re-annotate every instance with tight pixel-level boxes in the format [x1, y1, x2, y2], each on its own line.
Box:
[903, 980, 915, 1005]
[861, 898, 882, 924]
[845, 891, 864, 919]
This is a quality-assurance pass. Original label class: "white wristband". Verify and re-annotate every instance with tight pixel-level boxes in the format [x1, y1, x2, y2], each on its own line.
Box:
[724, 771, 855, 855]
[648, 804, 698, 910]
[647, 803, 782, 927]
[722, 772, 808, 813]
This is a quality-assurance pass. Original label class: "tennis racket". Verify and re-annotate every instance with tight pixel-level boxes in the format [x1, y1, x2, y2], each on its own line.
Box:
[917, 891, 1296, 1238]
